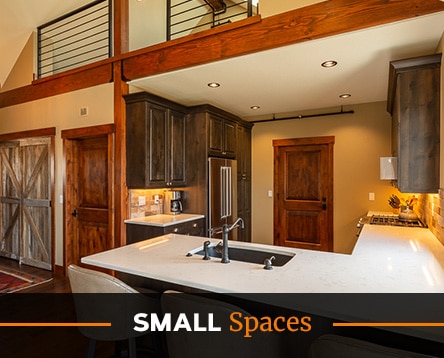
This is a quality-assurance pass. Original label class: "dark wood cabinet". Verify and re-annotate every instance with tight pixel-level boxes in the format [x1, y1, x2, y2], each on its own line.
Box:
[236, 123, 253, 242]
[185, 104, 253, 242]
[124, 92, 186, 189]
[126, 218, 205, 245]
[208, 113, 237, 158]
[387, 54, 441, 193]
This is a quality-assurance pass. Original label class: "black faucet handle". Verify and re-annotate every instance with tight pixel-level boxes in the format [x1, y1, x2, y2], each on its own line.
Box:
[202, 240, 211, 260]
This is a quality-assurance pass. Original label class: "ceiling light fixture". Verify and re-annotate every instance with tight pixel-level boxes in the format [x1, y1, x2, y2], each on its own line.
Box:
[207, 82, 220, 88]
[339, 93, 351, 98]
[321, 60, 338, 68]
[250, 105, 260, 110]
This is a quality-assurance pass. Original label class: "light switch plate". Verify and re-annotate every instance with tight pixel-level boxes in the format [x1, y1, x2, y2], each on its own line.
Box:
[138, 196, 146, 206]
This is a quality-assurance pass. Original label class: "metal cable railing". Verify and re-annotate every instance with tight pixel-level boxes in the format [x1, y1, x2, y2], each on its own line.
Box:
[167, 0, 257, 40]
[37, 0, 111, 79]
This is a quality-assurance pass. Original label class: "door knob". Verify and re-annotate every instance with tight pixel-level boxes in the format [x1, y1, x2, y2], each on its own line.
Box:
[72, 209, 78, 217]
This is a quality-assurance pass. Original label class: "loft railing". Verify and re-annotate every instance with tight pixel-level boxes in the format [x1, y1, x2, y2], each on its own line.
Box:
[167, 0, 257, 41]
[37, 0, 111, 79]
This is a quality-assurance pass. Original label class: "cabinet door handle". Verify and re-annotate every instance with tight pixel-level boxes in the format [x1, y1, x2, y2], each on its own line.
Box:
[72, 209, 78, 217]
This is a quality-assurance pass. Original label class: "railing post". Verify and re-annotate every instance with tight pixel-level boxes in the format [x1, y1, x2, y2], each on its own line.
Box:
[247, 0, 253, 17]
[166, 0, 172, 41]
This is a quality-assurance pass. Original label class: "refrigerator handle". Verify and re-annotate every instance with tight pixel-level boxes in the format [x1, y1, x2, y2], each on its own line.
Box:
[220, 166, 232, 219]
[227, 166, 232, 217]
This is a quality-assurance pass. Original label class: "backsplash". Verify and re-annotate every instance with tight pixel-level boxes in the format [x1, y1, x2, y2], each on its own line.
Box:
[417, 190, 444, 246]
[129, 189, 165, 218]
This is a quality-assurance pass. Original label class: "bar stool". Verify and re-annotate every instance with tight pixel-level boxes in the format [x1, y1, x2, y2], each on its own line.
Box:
[68, 264, 163, 358]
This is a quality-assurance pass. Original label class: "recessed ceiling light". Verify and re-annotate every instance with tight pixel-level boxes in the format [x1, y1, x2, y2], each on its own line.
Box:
[250, 105, 260, 110]
[207, 82, 220, 88]
[321, 60, 338, 68]
[339, 93, 351, 98]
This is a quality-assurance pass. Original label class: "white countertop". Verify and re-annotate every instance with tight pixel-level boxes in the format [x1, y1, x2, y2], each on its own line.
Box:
[82, 225, 444, 345]
[82, 224, 444, 293]
[124, 213, 204, 227]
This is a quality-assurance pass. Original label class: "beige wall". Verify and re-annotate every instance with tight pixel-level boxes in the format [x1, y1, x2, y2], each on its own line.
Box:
[260, 0, 326, 17]
[251, 102, 398, 253]
[0, 84, 114, 265]
[1, 33, 34, 91]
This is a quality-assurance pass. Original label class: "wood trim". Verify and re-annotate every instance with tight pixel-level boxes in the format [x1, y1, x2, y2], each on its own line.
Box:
[113, 62, 129, 247]
[0, 63, 113, 108]
[61, 123, 114, 139]
[54, 264, 65, 277]
[273, 136, 335, 147]
[112, 0, 130, 247]
[0, 127, 56, 141]
[122, 0, 444, 81]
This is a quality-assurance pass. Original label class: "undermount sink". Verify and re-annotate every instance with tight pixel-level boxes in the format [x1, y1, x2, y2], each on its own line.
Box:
[188, 244, 295, 267]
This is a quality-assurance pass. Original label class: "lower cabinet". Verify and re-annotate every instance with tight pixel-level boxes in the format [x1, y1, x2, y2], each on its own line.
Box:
[126, 218, 205, 245]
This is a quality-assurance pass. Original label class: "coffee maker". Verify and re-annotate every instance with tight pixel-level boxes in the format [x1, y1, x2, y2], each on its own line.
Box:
[164, 190, 183, 215]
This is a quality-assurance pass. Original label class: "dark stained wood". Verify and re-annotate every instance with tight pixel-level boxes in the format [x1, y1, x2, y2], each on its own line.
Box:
[124, 92, 187, 189]
[184, 104, 252, 240]
[236, 122, 253, 242]
[388, 54, 441, 193]
[208, 113, 237, 158]
[126, 218, 205, 245]
[63, 125, 114, 273]
[273, 136, 334, 251]
[121, 0, 444, 81]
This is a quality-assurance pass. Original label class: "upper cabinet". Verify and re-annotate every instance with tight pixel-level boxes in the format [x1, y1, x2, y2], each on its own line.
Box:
[124, 92, 186, 189]
[387, 53, 441, 193]
[208, 112, 237, 158]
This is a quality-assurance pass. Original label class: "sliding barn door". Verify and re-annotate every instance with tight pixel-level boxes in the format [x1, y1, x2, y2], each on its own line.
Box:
[0, 138, 53, 270]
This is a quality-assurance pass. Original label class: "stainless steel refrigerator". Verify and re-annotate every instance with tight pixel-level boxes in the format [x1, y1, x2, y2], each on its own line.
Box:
[208, 157, 238, 240]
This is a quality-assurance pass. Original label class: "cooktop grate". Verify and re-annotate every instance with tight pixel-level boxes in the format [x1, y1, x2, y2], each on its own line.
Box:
[370, 215, 427, 228]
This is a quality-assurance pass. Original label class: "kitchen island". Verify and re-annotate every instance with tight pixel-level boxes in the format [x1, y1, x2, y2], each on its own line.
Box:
[82, 224, 444, 293]
[82, 225, 444, 351]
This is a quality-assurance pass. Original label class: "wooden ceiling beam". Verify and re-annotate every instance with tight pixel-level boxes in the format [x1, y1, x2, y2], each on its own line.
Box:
[122, 0, 444, 81]
[0, 0, 443, 108]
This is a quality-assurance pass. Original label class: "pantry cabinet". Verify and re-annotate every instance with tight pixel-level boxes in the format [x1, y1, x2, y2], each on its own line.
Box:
[387, 54, 441, 193]
[124, 92, 187, 189]
[185, 104, 253, 242]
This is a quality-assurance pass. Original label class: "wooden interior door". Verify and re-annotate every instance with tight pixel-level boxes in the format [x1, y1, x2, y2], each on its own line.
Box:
[0, 134, 54, 270]
[63, 125, 114, 270]
[273, 136, 334, 251]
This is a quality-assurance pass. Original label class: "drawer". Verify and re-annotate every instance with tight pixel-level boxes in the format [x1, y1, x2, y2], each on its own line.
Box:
[164, 218, 205, 236]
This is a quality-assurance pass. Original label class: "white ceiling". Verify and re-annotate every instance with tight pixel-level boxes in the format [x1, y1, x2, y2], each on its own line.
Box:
[1, 1, 443, 121]
[130, 11, 444, 120]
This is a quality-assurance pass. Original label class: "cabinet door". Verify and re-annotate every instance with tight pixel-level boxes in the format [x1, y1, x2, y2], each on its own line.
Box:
[223, 120, 237, 157]
[236, 125, 252, 242]
[208, 114, 236, 158]
[168, 110, 186, 187]
[147, 104, 168, 187]
[396, 66, 440, 193]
